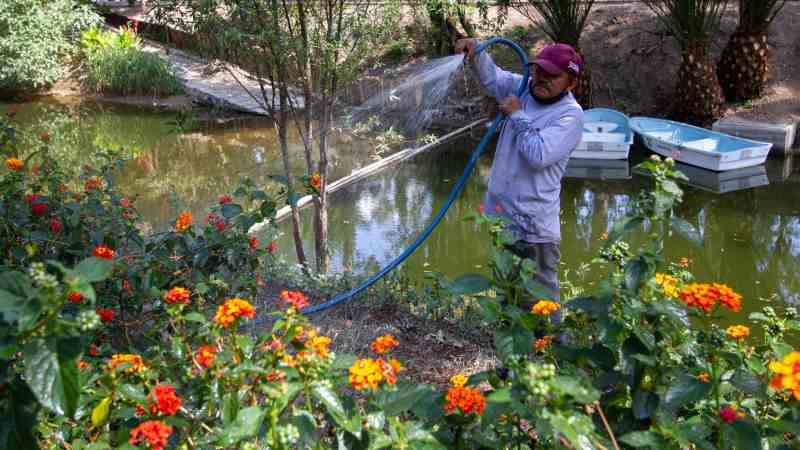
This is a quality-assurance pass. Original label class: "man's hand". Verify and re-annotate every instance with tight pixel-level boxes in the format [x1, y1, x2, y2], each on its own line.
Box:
[454, 38, 477, 56]
[498, 96, 522, 114]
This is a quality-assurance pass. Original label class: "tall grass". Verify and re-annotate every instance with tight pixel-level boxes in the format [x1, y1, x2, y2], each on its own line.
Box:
[82, 26, 182, 97]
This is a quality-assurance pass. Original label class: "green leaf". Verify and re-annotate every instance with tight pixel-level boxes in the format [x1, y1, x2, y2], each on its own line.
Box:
[728, 421, 762, 450]
[313, 384, 361, 435]
[483, 388, 512, 423]
[447, 273, 491, 296]
[624, 257, 651, 292]
[606, 216, 644, 245]
[91, 397, 112, 427]
[633, 389, 659, 420]
[0, 289, 25, 323]
[565, 295, 611, 316]
[23, 338, 80, 417]
[619, 431, 663, 448]
[74, 257, 113, 282]
[731, 369, 764, 396]
[0, 379, 40, 450]
[293, 410, 317, 447]
[0, 271, 30, 297]
[552, 376, 600, 404]
[218, 406, 266, 446]
[184, 312, 206, 323]
[670, 216, 703, 247]
[221, 393, 239, 426]
[221, 203, 243, 219]
[332, 353, 358, 371]
[117, 384, 146, 404]
[663, 373, 711, 412]
[378, 383, 435, 416]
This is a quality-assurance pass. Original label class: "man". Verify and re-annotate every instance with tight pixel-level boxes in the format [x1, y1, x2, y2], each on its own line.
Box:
[455, 39, 584, 312]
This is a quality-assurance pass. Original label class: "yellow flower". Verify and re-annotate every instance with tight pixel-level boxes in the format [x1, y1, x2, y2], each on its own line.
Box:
[108, 354, 146, 374]
[450, 373, 469, 388]
[370, 334, 399, 354]
[726, 325, 750, 340]
[307, 335, 332, 358]
[5, 157, 23, 171]
[348, 358, 383, 390]
[531, 300, 560, 315]
[769, 351, 800, 400]
[654, 273, 679, 298]
[175, 211, 193, 232]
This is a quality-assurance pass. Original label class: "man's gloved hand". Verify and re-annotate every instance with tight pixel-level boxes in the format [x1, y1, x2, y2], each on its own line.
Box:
[454, 38, 478, 56]
[498, 96, 522, 114]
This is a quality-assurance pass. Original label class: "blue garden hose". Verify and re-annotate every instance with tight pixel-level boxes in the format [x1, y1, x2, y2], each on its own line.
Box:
[270, 37, 530, 318]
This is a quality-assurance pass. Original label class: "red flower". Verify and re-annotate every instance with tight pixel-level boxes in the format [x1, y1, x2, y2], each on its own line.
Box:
[249, 236, 258, 251]
[215, 219, 226, 232]
[88, 344, 99, 356]
[68, 291, 83, 304]
[267, 240, 278, 254]
[719, 405, 742, 423]
[280, 290, 309, 310]
[26, 194, 47, 216]
[129, 420, 172, 450]
[149, 384, 181, 416]
[93, 245, 115, 259]
[119, 198, 131, 208]
[194, 344, 217, 369]
[218, 195, 233, 204]
[96, 307, 115, 323]
[50, 217, 63, 233]
[164, 287, 190, 305]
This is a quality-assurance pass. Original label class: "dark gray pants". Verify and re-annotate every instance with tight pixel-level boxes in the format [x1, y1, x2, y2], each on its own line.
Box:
[506, 240, 561, 321]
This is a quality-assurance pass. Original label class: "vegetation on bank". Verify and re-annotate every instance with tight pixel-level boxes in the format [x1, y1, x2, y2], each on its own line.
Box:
[3, 115, 800, 449]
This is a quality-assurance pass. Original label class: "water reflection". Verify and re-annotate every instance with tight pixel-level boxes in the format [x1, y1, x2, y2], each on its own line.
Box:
[283, 141, 800, 320]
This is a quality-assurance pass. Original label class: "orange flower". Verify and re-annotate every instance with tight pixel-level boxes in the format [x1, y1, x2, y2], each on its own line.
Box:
[726, 325, 750, 340]
[194, 344, 217, 368]
[711, 283, 742, 312]
[67, 291, 84, 304]
[84, 176, 103, 192]
[129, 420, 172, 450]
[108, 354, 146, 374]
[266, 371, 286, 382]
[531, 300, 560, 315]
[768, 351, 800, 400]
[445, 385, 486, 416]
[310, 173, 321, 191]
[696, 372, 711, 383]
[370, 334, 399, 354]
[307, 335, 332, 358]
[280, 290, 309, 310]
[5, 157, 23, 171]
[348, 358, 384, 390]
[93, 245, 115, 260]
[678, 283, 716, 312]
[654, 273, 679, 298]
[77, 360, 89, 370]
[214, 298, 255, 327]
[149, 384, 181, 416]
[164, 287, 190, 305]
[175, 211, 192, 232]
[379, 358, 402, 385]
[534, 335, 553, 352]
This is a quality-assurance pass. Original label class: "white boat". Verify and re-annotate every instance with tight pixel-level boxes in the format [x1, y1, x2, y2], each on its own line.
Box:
[634, 162, 769, 193]
[572, 108, 633, 160]
[565, 159, 631, 180]
[629, 117, 772, 171]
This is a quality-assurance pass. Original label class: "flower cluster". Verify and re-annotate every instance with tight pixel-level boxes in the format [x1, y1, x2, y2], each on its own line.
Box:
[310, 173, 321, 191]
[280, 290, 309, 310]
[370, 334, 399, 354]
[129, 420, 172, 450]
[164, 286, 190, 305]
[147, 384, 182, 416]
[108, 354, 146, 374]
[96, 307, 115, 322]
[84, 176, 103, 192]
[194, 344, 218, 369]
[175, 211, 193, 232]
[444, 374, 486, 416]
[68, 291, 84, 304]
[678, 283, 742, 313]
[26, 193, 47, 216]
[654, 272, 679, 298]
[726, 325, 750, 340]
[719, 405, 745, 423]
[92, 245, 115, 260]
[214, 298, 255, 328]
[769, 351, 800, 400]
[348, 357, 402, 390]
[531, 300, 560, 315]
[534, 335, 553, 352]
[5, 157, 23, 171]
[206, 212, 226, 232]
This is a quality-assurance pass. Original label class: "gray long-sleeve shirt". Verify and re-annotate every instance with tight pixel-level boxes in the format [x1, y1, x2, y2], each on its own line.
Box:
[475, 50, 584, 243]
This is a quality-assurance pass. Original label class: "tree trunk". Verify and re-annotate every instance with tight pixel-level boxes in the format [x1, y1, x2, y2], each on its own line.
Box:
[426, 0, 468, 55]
[672, 42, 724, 127]
[277, 87, 307, 269]
[717, 29, 770, 102]
[314, 93, 331, 273]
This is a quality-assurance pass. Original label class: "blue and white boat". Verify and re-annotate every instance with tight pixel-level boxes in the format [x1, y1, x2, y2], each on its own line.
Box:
[629, 117, 772, 171]
[573, 108, 633, 160]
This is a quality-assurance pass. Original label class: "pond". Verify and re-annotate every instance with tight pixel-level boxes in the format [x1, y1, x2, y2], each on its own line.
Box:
[4, 98, 800, 325]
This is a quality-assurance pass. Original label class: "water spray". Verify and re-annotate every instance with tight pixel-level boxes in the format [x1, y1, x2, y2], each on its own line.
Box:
[259, 37, 530, 320]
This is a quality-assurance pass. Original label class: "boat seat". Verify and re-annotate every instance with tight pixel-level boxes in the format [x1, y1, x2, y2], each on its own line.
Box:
[584, 121, 620, 133]
[682, 138, 718, 152]
[582, 132, 627, 143]
[647, 131, 676, 141]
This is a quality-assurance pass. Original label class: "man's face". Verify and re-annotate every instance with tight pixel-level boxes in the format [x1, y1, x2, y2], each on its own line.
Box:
[532, 65, 576, 100]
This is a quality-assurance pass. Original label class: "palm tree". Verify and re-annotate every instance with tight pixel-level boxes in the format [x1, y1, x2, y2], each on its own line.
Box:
[717, 0, 787, 101]
[512, 0, 596, 108]
[642, 0, 729, 126]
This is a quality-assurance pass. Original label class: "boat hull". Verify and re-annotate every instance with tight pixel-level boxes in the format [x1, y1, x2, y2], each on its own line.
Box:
[641, 135, 770, 171]
[573, 108, 633, 160]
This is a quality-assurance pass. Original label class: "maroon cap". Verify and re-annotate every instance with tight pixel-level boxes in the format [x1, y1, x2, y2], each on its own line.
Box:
[532, 43, 583, 76]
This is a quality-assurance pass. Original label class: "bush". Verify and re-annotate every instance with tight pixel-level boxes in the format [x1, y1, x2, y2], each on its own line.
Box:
[0, 0, 101, 92]
[82, 25, 182, 96]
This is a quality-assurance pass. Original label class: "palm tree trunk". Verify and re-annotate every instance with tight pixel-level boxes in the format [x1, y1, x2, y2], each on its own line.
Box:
[673, 42, 725, 126]
[717, 29, 770, 101]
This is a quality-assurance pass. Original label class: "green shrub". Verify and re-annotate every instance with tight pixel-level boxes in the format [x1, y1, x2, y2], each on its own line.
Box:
[82, 26, 182, 96]
[0, 0, 102, 92]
